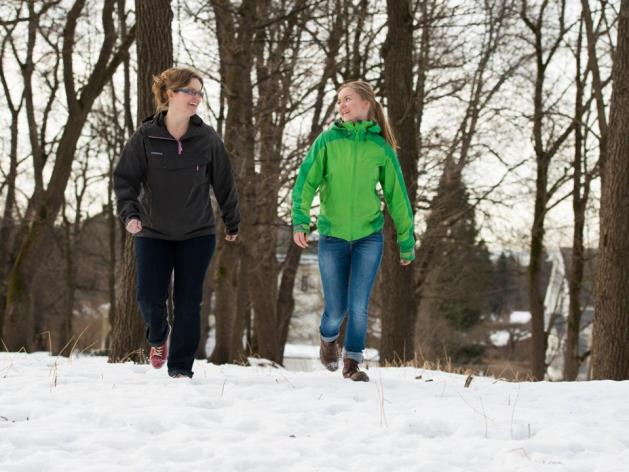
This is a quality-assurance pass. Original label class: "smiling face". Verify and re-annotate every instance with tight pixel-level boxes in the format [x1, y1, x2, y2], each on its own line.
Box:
[337, 86, 371, 122]
[166, 78, 203, 117]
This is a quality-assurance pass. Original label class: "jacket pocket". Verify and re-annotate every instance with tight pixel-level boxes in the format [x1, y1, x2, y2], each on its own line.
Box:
[146, 155, 210, 231]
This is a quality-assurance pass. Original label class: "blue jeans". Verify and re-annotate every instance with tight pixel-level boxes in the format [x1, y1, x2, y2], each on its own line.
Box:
[135, 235, 215, 377]
[318, 231, 384, 362]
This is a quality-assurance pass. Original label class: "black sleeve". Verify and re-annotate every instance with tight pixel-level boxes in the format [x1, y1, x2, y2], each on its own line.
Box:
[209, 130, 240, 235]
[113, 129, 147, 225]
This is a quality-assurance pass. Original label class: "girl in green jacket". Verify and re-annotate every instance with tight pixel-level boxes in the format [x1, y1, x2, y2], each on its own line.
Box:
[292, 81, 415, 382]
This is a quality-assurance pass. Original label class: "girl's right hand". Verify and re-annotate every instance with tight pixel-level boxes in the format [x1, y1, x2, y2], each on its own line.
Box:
[293, 231, 308, 248]
[126, 218, 142, 235]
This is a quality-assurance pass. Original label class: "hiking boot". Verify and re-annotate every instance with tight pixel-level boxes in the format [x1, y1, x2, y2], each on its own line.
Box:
[149, 328, 170, 369]
[342, 358, 369, 382]
[319, 338, 339, 371]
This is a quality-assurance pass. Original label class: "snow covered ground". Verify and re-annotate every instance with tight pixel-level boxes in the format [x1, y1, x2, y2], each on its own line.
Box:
[1, 352, 628, 472]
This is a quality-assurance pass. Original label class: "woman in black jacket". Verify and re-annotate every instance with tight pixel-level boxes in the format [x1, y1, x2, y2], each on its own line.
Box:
[113, 67, 240, 378]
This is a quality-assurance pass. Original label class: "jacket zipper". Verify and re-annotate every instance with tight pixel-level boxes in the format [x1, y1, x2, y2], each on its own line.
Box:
[149, 135, 199, 172]
[350, 131, 359, 241]
[148, 135, 184, 156]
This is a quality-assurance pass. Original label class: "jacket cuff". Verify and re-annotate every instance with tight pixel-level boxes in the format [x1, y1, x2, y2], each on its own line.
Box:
[292, 223, 309, 233]
[225, 226, 239, 235]
[400, 247, 415, 262]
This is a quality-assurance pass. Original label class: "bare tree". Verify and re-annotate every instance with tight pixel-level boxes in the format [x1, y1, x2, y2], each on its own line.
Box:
[91, 79, 127, 352]
[55, 142, 96, 353]
[591, 0, 629, 381]
[520, 0, 575, 380]
[206, 0, 257, 362]
[380, 0, 418, 364]
[0, 0, 61, 344]
[249, 0, 310, 361]
[563, 3, 615, 380]
[580, 0, 609, 171]
[564, 16, 591, 380]
[2, 0, 135, 350]
[209, 0, 316, 364]
[0, 13, 25, 339]
[109, 0, 172, 363]
[414, 0, 522, 362]
[187, 0, 355, 363]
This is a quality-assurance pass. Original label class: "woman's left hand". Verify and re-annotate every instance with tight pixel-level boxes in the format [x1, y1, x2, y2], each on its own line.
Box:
[400, 259, 412, 266]
[225, 234, 238, 242]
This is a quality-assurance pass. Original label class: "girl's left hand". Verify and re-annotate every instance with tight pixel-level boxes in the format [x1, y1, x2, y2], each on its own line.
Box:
[400, 259, 411, 266]
[225, 234, 238, 242]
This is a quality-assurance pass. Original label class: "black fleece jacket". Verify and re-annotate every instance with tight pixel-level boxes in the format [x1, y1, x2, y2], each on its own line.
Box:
[113, 112, 240, 240]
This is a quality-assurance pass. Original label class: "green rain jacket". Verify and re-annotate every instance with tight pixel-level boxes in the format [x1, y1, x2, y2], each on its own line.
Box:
[292, 119, 415, 261]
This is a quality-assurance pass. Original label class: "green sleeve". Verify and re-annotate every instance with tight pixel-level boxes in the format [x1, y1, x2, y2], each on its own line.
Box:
[291, 133, 327, 233]
[380, 146, 416, 261]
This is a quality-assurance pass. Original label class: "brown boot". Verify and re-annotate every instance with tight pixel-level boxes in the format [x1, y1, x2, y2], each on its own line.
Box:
[319, 338, 339, 371]
[342, 358, 369, 382]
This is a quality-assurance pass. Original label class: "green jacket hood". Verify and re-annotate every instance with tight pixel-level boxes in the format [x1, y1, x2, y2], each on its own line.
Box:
[331, 119, 382, 137]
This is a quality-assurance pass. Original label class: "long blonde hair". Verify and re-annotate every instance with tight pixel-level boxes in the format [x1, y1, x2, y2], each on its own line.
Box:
[338, 80, 398, 150]
[151, 67, 204, 113]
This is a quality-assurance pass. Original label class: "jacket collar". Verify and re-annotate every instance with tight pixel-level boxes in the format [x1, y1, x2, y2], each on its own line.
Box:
[143, 111, 204, 139]
[333, 119, 382, 138]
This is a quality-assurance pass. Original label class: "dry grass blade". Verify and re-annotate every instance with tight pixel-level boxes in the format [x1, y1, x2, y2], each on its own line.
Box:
[464, 373, 474, 388]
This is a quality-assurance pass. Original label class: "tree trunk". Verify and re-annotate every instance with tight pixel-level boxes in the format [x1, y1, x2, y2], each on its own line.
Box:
[528, 188, 548, 380]
[245, 0, 280, 362]
[0, 93, 21, 343]
[521, 0, 572, 380]
[136, 0, 173, 121]
[564, 21, 587, 381]
[105, 0, 130, 351]
[109, 237, 146, 362]
[380, 0, 418, 364]
[196, 256, 215, 359]
[211, 0, 280, 362]
[108, 0, 171, 362]
[277, 242, 303, 364]
[251, 0, 305, 363]
[591, 0, 629, 380]
[208, 236, 240, 364]
[60, 208, 75, 355]
[231, 262, 249, 364]
[565, 204, 586, 380]
[106, 164, 117, 352]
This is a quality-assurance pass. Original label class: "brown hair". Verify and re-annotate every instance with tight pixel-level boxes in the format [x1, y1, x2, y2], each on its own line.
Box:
[337, 80, 398, 150]
[151, 67, 204, 113]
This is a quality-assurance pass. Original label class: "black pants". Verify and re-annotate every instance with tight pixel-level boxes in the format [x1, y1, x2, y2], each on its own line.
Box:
[135, 234, 215, 377]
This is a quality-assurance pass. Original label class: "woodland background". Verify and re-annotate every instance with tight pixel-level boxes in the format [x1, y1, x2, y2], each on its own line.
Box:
[0, 0, 627, 381]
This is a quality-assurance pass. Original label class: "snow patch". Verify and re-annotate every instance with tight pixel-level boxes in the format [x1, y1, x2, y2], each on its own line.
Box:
[1, 352, 627, 471]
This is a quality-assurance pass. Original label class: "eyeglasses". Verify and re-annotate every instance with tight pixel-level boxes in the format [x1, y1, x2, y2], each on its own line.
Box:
[174, 87, 204, 98]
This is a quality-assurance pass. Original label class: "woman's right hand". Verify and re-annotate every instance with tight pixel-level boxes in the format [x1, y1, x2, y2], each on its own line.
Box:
[293, 231, 308, 248]
[126, 218, 142, 235]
